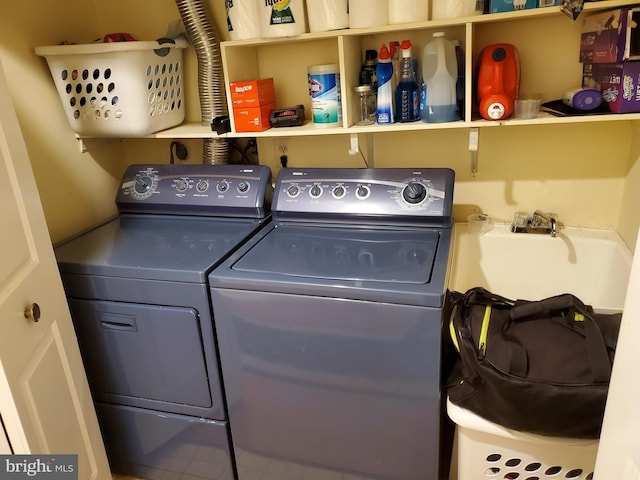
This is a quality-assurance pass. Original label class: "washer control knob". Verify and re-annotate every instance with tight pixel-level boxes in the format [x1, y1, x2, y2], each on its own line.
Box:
[310, 184, 322, 198]
[356, 185, 370, 199]
[333, 185, 346, 199]
[402, 182, 427, 204]
[287, 185, 300, 197]
[217, 180, 229, 193]
[238, 181, 249, 193]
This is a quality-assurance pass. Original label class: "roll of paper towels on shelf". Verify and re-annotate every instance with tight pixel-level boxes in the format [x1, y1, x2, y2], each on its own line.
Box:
[227, 0, 261, 40]
[306, 0, 348, 32]
[388, 0, 429, 24]
[257, 0, 307, 38]
[432, 0, 482, 19]
[349, 0, 388, 29]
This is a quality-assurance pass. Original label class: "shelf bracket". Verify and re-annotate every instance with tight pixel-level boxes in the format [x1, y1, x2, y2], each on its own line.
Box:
[349, 133, 374, 167]
[469, 128, 479, 179]
[74, 135, 116, 153]
[348, 133, 359, 156]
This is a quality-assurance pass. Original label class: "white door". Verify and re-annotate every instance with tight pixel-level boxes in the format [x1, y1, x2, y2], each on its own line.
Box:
[594, 231, 640, 479]
[0, 61, 111, 479]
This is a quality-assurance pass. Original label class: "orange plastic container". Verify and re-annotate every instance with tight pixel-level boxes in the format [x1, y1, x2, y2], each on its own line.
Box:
[476, 44, 520, 120]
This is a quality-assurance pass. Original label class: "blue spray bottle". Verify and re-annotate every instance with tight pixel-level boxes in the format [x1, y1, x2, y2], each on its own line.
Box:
[376, 43, 394, 124]
[394, 40, 420, 122]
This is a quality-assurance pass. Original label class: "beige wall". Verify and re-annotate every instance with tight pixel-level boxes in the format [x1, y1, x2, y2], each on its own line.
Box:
[1, 0, 639, 251]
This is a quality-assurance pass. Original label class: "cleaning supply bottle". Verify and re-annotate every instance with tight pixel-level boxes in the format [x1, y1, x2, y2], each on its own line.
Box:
[419, 77, 428, 121]
[394, 40, 420, 122]
[422, 32, 459, 123]
[359, 49, 378, 89]
[376, 43, 394, 124]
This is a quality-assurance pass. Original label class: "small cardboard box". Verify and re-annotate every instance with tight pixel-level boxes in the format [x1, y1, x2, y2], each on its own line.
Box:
[579, 7, 640, 63]
[490, 0, 536, 13]
[233, 103, 274, 132]
[229, 78, 276, 107]
[582, 62, 640, 113]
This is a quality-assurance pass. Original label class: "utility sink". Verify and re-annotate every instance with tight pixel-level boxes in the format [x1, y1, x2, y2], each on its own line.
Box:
[449, 222, 633, 313]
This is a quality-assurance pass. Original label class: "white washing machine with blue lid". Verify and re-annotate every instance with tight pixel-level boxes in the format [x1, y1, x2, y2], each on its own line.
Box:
[209, 167, 454, 480]
[55, 163, 272, 480]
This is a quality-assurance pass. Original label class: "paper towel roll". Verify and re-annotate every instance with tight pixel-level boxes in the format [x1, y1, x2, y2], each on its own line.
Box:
[257, 0, 307, 38]
[306, 0, 348, 32]
[388, 0, 429, 24]
[432, 0, 482, 19]
[349, 0, 388, 29]
[227, 0, 261, 40]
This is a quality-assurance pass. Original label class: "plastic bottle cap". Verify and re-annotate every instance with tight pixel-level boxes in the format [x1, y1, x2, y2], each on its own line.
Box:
[401, 39, 412, 58]
[433, 32, 445, 38]
[379, 44, 391, 61]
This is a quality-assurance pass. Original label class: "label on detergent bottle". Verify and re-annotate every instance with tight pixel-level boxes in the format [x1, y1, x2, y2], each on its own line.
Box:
[266, 0, 296, 25]
[308, 65, 341, 127]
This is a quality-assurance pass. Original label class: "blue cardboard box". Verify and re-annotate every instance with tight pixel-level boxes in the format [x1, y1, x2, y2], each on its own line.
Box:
[490, 0, 536, 13]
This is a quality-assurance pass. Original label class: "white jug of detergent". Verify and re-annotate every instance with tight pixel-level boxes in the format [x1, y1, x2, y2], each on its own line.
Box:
[422, 32, 458, 123]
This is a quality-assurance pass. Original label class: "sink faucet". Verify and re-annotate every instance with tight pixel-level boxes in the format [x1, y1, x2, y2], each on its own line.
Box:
[511, 210, 558, 237]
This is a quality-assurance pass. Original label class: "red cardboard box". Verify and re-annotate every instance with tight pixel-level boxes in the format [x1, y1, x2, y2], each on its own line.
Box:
[580, 7, 640, 63]
[233, 103, 274, 132]
[582, 62, 640, 113]
[229, 78, 276, 107]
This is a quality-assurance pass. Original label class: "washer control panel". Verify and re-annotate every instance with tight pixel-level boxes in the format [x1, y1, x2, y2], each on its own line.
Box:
[273, 168, 454, 226]
[116, 164, 272, 217]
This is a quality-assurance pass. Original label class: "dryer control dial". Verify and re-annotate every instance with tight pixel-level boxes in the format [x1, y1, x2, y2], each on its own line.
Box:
[196, 180, 209, 193]
[175, 179, 189, 192]
[131, 173, 158, 200]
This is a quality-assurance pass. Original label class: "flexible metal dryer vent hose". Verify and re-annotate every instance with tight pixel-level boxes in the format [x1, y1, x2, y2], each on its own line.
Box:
[175, 0, 229, 164]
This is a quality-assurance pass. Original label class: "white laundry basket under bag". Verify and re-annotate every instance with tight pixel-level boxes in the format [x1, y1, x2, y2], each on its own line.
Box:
[447, 398, 598, 480]
[36, 38, 187, 137]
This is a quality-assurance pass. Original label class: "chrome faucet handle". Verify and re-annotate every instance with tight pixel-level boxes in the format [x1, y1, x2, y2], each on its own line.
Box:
[511, 210, 558, 237]
[532, 210, 558, 237]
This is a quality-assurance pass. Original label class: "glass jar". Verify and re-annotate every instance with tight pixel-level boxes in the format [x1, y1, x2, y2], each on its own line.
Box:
[354, 85, 376, 125]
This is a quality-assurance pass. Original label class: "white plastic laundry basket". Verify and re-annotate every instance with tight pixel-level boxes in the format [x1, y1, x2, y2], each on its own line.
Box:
[36, 39, 186, 137]
[447, 398, 598, 480]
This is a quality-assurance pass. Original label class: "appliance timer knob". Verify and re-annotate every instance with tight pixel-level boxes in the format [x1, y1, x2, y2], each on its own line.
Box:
[196, 180, 209, 193]
[217, 180, 229, 193]
[402, 182, 427, 204]
[238, 181, 249, 193]
[356, 185, 370, 199]
[310, 185, 322, 198]
[131, 174, 157, 199]
[175, 179, 189, 192]
[287, 185, 300, 197]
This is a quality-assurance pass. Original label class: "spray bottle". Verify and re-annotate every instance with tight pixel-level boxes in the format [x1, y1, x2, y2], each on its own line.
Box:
[394, 40, 420, 122]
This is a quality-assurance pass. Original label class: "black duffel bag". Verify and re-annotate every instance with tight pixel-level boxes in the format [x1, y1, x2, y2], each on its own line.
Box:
[446, 287, 622, 439]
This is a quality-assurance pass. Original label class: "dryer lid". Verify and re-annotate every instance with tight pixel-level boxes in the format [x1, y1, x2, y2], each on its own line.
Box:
[56, 214, 269, 283]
